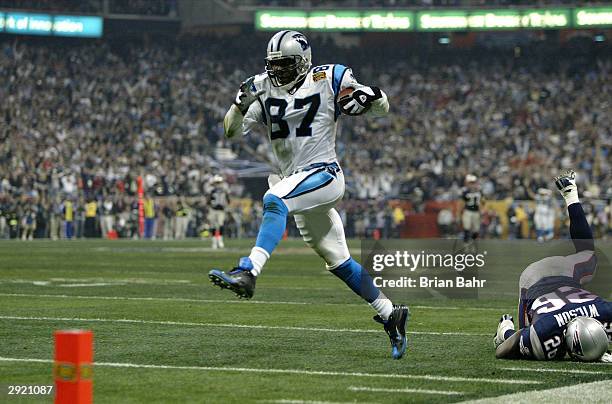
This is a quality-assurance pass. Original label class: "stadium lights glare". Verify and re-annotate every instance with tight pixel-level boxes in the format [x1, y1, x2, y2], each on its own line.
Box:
[574, 7, 612, 27]
[0, 11, 103, 37]
[256, 7, 612, 32]
[256, 11, 413, 31]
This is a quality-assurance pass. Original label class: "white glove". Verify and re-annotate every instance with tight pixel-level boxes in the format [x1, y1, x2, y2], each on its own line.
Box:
[337, 86, 383, 116]
[234, 77, 264, 115]
[493, 314, 515, 348]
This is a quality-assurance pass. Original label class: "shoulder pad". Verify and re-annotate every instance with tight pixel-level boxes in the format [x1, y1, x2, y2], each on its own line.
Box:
[251, 73, 269, 91]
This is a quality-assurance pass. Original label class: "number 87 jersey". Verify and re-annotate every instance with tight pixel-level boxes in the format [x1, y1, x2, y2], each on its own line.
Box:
[242, 64, 383, 176]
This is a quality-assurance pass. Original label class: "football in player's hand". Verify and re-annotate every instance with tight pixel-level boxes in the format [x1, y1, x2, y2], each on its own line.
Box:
[337, 87, 354, 103]
[337, 87, 371, 116]
[337, 87, 363, 116]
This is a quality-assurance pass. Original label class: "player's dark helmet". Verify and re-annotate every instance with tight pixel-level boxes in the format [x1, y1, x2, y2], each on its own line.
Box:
[265, 30, 312, 88]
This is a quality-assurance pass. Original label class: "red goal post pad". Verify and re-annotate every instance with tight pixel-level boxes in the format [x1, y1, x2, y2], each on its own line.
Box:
[54, 329, 93, 404]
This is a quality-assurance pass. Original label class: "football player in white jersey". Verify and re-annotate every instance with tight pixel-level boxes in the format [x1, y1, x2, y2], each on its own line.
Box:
[209, 31, 409, 359]
[532, 188, 556, 243]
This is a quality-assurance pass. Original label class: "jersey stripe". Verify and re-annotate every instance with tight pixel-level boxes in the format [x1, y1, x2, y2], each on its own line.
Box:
[332, 64, 349, 120]
[256, 98, 267, 126]
[332, 64, 348, 97]
[282, 169, 334, 199]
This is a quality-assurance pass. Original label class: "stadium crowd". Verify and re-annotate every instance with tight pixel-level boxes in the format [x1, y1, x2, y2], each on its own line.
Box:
[0, 34, 610, 239]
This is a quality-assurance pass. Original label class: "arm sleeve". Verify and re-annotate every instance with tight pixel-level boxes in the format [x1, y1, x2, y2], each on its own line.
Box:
[242, 99, 265, 135]
[223, 101, 264, 138]
[337, 66, 389, 117]
[366, 90, 389, 117]
[223, 104, 244, 139]
[495, 330, 524, 359]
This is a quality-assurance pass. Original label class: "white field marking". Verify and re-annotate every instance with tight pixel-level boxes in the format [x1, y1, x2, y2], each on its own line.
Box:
[501, 366, 611, 375]
[0, 292, 505, 312]
[49, 277, 193, 284]
[59, 283, 123, 288]
[348, 386, 462, 396]
[0, 357, 540, 385]
[0, 292, 309, 306]
[0, 315, 489, 337]
[460, 379, 612, 404]
[91, 246, 337, 255]
[262, 400, 378, 404]
[4, 278, 193, 286]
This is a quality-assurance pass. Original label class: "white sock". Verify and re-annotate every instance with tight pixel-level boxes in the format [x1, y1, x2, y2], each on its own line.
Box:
[219, 236, 224, 248]
[370, 296, 393, 321]
[249, 246, 270, 276]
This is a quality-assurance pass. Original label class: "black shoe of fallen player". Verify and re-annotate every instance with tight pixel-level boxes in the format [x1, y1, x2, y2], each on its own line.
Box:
[208, 257, 256, 299]
[373, 304, 410, 359]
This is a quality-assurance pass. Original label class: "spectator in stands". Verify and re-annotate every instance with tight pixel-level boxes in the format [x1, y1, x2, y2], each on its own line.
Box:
[437, 208, 454, 237]
[62, 199, 74, 240]
[161, 202, 174, 240]
[143, 195, 157, 239]
[100, 196, 115, 239]
[49, 197, 62, 240]
[84, 198, 98, 238]
[174, 200, 189, 240]
[20, 203, 37, 241]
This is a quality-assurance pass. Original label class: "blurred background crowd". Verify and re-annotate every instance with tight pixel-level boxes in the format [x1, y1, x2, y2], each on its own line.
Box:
[0, 1, 610, 241]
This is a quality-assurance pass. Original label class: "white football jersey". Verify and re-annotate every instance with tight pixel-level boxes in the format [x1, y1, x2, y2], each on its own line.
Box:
[242, 64, 360, 176]
[535, 194, 554, 215]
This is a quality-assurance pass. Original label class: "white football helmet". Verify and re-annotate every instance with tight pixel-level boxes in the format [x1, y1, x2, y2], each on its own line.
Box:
[265, 30, 312, 88]
[565, 317, 609, 362]
[465, 174, 478, 183]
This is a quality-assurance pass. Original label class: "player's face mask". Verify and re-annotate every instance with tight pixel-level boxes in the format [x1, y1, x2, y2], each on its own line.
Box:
[265, 55, 306, 87]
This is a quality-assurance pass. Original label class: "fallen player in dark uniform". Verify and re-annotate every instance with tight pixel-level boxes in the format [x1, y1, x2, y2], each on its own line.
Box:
[494, 170, 612, 362]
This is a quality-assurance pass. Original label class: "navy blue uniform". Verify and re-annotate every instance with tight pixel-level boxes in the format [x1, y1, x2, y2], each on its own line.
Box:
[518, 285, 612, 360]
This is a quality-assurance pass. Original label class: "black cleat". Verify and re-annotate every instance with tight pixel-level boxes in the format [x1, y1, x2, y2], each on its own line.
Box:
[208, 257, 256, 299]
[374, 304, 410, 359]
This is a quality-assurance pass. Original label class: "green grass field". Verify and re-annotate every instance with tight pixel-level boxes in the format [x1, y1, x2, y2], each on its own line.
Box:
[0, 239, 610, 403]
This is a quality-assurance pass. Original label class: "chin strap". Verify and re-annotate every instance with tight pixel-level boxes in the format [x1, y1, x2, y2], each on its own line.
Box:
[287, 75, 307, 94]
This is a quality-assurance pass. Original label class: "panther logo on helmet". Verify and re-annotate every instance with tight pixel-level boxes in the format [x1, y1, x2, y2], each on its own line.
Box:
[292, 33, 309, 51]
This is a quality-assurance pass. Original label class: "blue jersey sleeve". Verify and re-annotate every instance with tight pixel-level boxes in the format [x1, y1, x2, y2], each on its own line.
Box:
[527, 316, 567, 360]
[331, 64, 349, 98]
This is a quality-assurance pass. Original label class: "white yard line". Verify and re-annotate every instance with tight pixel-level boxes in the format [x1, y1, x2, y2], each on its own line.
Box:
[58, 283, 122, 288]
[0, 315, 488, 337]
[0, 292, 505, 312]
[4, 278, 193, 286]
[0, 356, 540, 385]
[0, 292, 310, 305]
[500, 366, 611, 375]
[348, 386, 462, 395]
[460, 379, 612, 404]
[263, 400, 377, 404]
